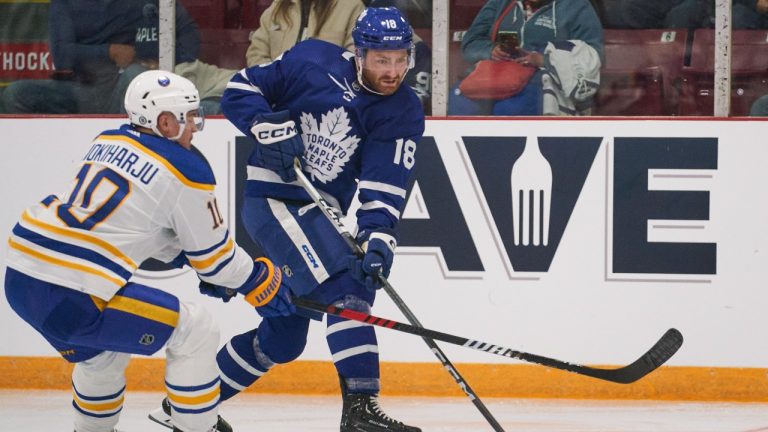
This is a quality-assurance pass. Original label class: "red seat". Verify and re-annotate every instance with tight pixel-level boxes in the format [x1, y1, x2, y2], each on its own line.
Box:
[414, 28, 432, 49]
[450, 0, 486, 31]
[593, 29, 687, 116]
[678, 29, 768, 116]
[240, 0, 273, 30]
[179, 0, 227, 29]
[198, 29, 251, 70]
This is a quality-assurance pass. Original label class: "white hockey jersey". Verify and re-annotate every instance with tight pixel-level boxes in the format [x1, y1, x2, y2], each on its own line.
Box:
[6, 125, 255, 300]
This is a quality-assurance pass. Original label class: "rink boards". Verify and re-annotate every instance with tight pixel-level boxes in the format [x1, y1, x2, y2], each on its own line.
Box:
[0, 117, 767, 401]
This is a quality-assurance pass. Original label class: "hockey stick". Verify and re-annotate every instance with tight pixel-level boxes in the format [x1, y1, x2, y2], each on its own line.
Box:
[294, 296, 684, 384]
[292, 160, 507, 432]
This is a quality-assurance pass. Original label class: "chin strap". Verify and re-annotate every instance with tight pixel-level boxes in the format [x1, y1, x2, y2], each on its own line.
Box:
[156, 116, 188, 141]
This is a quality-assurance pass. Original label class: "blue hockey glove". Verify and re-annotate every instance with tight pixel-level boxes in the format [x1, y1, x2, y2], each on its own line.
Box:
[168, 252, 189, 269]
[239, 257, 295, 318]
[198, 280, 237, 303]
[348, 231, 397, 291]
[250, 110, 304, 182]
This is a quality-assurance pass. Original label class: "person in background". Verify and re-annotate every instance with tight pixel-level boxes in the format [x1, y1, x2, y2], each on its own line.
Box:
[1, 0, 144, 114]
[448, 0, 603, 116]
[4, 70, 293, 432]
[621, 0, 768, 30]
[245, 0, 365, 67]
[130, 0, 237, 114]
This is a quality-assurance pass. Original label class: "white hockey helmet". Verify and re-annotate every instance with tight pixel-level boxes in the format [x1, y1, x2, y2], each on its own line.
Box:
[124, 70, 203, 138]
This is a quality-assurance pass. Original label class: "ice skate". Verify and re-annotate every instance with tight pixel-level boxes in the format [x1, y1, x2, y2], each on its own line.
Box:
[340, 378, 421, 432]
[148, 398, 232, 432]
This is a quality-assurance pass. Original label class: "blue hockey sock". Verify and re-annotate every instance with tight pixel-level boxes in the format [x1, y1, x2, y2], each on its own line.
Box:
[326, 296, 380, 395]
[216, 328, 275, 401]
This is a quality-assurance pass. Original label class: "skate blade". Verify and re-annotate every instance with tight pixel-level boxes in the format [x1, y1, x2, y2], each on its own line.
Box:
[148, 406, 173, 430]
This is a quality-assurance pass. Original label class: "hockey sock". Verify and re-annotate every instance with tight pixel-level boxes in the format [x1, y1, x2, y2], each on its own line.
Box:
[326, 296, 380, 395]
[71, 351, 130, 432]
[216, 328, 274, 401]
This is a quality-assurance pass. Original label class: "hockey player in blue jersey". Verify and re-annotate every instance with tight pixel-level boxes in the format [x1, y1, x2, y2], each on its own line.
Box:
[3, 70, 294, 432]
[211, 6, 425, 432]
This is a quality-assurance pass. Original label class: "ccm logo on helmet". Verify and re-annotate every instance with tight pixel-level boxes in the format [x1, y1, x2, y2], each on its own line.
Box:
[257, 125, 297, 141]
[383, 36, 403, 41]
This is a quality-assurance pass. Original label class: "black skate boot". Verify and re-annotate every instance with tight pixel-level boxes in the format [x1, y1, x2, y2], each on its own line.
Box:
[148, 397, 232, 432]
[339, 377, 421, 432]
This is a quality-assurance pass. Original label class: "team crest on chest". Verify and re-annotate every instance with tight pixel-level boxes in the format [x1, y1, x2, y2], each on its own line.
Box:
[300, 108, 360, 183]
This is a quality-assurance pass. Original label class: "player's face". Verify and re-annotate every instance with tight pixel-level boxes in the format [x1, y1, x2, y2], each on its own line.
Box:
[161, 109, 201, 149]
[176, 111, 196, 149]
[360, 49, 409, 95]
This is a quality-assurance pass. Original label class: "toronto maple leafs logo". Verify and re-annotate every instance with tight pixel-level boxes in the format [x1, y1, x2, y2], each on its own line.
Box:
[299, 108, 360, 183]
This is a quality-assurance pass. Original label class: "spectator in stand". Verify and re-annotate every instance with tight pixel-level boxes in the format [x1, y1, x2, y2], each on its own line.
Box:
[369, 0, 432, 112]
[1, 0, 144, 114]
[245, 0, 365, 67]
[622, 0, 768, 30]
[130, 0, 237, 114]
[449, 0, 603, 116]
[592, 0, 631, 28]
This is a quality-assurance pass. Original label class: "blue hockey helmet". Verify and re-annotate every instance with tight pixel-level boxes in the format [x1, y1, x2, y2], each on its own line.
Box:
[352, 7, 415, 95]
[352, 7, 414, 51]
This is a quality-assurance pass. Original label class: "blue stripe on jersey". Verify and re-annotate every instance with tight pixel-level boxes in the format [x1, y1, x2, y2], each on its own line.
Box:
[100, 126, 216, 186]
[169, 402, 218, 414]
[73, 384, 126, 401]
[41, 195, 57, 207]
[186, 230, 229, 257]
[197, 250, 236, 278]
[165, 377, 220, 392]
[12, 224, 132, 281]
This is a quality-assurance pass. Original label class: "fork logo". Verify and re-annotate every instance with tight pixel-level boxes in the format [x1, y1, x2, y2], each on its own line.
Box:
[464, 136, 602, 273]
[511, 137, 552, 246]
[396, 136, 600, 275]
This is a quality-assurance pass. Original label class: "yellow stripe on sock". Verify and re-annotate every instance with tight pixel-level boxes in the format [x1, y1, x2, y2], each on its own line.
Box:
[73, 393, 124, 412]
[168, 386, 220, 406]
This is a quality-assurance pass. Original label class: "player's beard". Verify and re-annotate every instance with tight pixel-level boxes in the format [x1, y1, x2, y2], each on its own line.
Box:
[364, 70, 405, 96]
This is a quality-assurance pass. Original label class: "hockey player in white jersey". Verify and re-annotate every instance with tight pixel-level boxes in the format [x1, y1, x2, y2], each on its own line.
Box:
[209, 6, 425, 432]
[3, 70, 294, 432]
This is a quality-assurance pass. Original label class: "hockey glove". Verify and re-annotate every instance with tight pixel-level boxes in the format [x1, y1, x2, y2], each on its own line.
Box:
[198, 280, 237, 303]
[250, 110, 304, 182]
[168, 251, 190, 269]
[348, 231, 396, 291]
[239, 257, 295, 318]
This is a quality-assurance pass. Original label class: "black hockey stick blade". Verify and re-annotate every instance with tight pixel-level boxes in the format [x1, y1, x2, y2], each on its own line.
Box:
[294, 297, 684, 384]
[545, 327, 684, 384]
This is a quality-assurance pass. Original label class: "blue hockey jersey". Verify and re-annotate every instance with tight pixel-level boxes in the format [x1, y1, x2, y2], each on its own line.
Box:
[222, 39, 425, 237]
